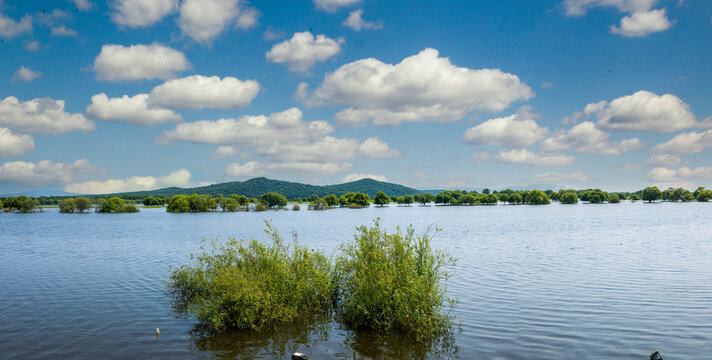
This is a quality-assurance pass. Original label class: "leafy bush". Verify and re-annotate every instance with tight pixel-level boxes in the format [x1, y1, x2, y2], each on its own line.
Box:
[608, 194, 621, 203]
[169, 223, 335, 331]
[59, 198, 76, 213]
[254, 202, 267, 212]
[697, 190, 712, 202]
[167, 195, 191, 213]
[526, 190, 550, 205]
[99, 197, 139, 213]
[292, 203, 300, 211]
[260, 192, 288, 209]
[334, 221, 456, 341]
[75, 197, 92, 212]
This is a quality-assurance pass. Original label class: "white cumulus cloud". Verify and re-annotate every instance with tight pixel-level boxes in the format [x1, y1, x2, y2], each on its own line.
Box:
[563, 0, 657, 16]
[13, 66, 41, 82]
[0, 128, 34, 157]
[70, 0, 94, 11]
[86, 93, 182, 126]
[266, 31, 343, 73]
[210, 146, 238, 159]
[0, 96, 95, 135]
[226, 161, 351, 177]
[50, 26, 78, 37]
[178, 0, 257, 44]
[463, 107, 548, 148]
[358, 137, 402, 159]
[314, 0, 360, 12]
[309, 48, 534, 126]
[0, 12, 32, 38]
[610, 9, 671, 37]
[567, 90, 697, 133]
[343, 9, 382, 31]
[148, 75, 260, 110]
[652, 129, 712, 155]
[111, 0, 178, 28]
[540, 121, 643, 155]
[647, 166, 712, 189]
[342, 173, 388, 183]
[94, 43, 190, 82]
[495, 149, 575, 167]
[645, 154, 682, 167]
[0, 159, 105, 186]
[64, 169, 196, 194]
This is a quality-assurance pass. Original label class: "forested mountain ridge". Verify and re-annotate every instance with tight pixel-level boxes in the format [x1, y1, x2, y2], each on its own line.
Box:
[108, 177, 421, 199]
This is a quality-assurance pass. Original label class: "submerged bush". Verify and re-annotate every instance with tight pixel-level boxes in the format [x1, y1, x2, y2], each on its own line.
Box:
[334, 221, 456, 341]
[169, 223, 334, 331]
[98, 197, 139, 213]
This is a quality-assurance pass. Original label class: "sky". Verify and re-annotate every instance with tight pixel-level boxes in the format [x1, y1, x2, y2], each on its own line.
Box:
[1, 0, 711, 194]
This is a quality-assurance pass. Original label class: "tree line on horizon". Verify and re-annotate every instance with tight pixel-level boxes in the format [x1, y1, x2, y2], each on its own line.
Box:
[2, 186, 710, 214]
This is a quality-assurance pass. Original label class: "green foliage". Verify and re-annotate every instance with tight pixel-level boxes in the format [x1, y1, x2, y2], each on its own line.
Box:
[308, 197, 329, 210]
[435, 192, 453, 205]
[291, 203, 300, 211]
[169, 223, 335, 331]
[260, 192, 288, 209]
[397, 194, 415, 205]
[508, 193, 523, 204]
[642, 186, 662, 203]
[143, 196, 162, 206]
[480, 194, 498, 205]
[373, 191, 390, 206]
[526, 190, 550, 205]
[99, 197, 139, 213]
[0, 198, 3, 210]
[560, 191, 578, 204]
[696, 190, 712, 202]
[339, 192, 371, 208]
[323, 194, 339, 207]
[167, 195, 191, 213]
[254, 202, 268, 212]
[75, 197, 92, 212]
[670, 188, 694, 202]
[17, 196, 38, 213]
[335, 221, 456, 341]
[457, 194, 476, 205]
[608, 194, 621, 203]
[581, 189, 609, 203]
[59, 198, 76, 213]
[189, 194, 217, 212]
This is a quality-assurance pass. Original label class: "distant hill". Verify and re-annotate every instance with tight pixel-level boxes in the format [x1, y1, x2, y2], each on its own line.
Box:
[108, 177, 422, 199]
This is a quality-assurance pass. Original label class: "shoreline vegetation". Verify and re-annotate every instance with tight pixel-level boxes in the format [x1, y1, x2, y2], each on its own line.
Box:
[169, 220, 456, 341]
[1, 186, 710, 214]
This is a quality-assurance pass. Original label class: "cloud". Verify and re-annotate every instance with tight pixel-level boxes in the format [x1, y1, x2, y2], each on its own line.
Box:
[342, 173, 388, 182]
[86, 93, 182, 126]
[94, 43, 190, 81]
[263, 28, 285, 41]
[226, 161, 351, 177]
[210, 146, 238, 159]
[647, 166, 712, 189]
[358, 137, 402, 158]
[613, 163, 643, 171]
[178, 0, 257, 43]
[12, 66, 41, 82]
[64, 169, 196, 194]
[266, 31, 343, 73]
[699, 116, 712, 129]
[0, 128, 34, 157]
[532, 172, 590, 183]
[0, 96, 95, 135]
[463, 107, 548, 148]
[343, 9, 382, 31]
[50, 26, 78, 37]
[539, 121, 643, 155]
[111, 0, 178, 28]
[563, 0, 657, 16]
[70, 0, 94, 11]
[314, 0, 360, 12]
[645, 153, 682, 167]
[652, 129, 712, 155]
[0, 13, 32, 38]
[156, 108, 331, 146]
[308, 48, 534, 126]
[610, 9, 672, 37]
[148, 75, 260, 110]
[495, 149, 575, 167]
[567, 90, 696, 132]
[472, 151, 491, 163]
[0, 159, 105, 186]
[23, 40, 39, 51]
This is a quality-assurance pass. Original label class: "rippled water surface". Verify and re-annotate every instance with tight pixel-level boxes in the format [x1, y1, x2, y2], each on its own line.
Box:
[1, 202, 711, 359]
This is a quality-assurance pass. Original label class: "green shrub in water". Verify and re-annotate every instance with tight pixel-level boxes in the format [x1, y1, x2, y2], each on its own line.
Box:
[334, 220, 456, 341]
[170, 222, 335, 331]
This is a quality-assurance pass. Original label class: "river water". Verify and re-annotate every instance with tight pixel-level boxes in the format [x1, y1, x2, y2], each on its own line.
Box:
[1, 201, 710, 359]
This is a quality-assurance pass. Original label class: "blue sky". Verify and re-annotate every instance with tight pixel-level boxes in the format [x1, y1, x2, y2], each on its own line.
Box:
[1, 0, 711, 194]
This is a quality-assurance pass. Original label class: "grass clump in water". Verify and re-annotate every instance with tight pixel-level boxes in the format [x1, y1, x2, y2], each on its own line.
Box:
[335, 220, 457, 341]
[170, 222, 335, 331]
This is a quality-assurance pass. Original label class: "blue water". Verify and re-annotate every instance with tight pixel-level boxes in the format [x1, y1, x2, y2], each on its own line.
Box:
[1, 202, 710, 359]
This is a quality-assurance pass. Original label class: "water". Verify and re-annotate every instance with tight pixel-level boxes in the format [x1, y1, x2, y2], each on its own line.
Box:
[1, 202, 710, 359]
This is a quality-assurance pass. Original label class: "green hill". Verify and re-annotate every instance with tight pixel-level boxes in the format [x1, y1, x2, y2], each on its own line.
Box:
[107, 177, 421, 200]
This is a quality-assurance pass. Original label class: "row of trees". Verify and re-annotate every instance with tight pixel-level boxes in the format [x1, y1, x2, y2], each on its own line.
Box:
[58, 197, 93, 213]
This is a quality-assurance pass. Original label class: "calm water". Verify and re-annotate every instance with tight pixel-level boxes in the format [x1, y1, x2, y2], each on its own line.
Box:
[1, 202, 710, 359]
